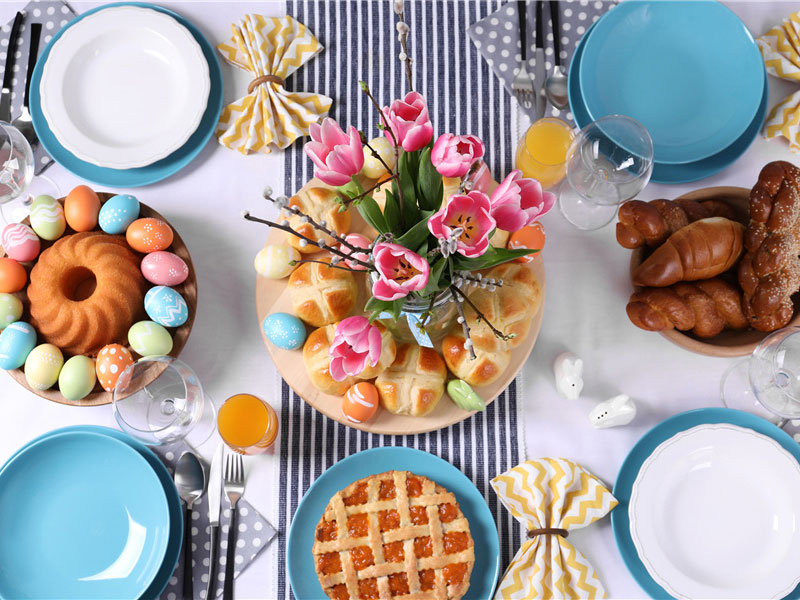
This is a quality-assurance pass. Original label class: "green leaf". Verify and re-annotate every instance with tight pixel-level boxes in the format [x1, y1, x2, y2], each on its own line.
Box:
[395, 214, 432, 251]
[421, 257, 447, 296]
[383, 189, 400, 232]
[452, 247, 534, 271]
[336, 178, 362, 199]
[417, 147, 444, 211]
[391, 298, 404, 321]
[357, 195, 388, 233]
[397, 152, 421, 227]
[364, 297, 394, 313]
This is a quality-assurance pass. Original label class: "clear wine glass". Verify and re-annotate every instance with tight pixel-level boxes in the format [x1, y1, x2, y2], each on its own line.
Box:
[0, 121, 34, 223]
[558, 114, 654, 230]
[112, 356, 217, 447]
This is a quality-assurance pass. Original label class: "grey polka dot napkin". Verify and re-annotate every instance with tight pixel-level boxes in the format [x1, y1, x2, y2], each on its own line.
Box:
[467, 0, 616, 124]
[153, 443, 277, 600]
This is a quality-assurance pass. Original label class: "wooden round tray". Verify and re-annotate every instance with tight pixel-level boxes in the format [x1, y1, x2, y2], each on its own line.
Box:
[2, 192, 197, 406]
[629, 186, 800, 357]
[256, 181, 545, 435]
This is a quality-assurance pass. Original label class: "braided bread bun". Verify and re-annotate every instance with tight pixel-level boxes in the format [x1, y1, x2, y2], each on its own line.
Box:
[738, 161, 800, 332]
[284, 187, 351, 255]
[627, 278, 748, 338]
[442, 332, 510, 387]
[288, 258, 357, 327]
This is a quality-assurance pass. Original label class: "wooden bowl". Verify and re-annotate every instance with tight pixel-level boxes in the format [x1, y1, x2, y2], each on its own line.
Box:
[2, 192, 197, 406]
[255, 179, 545, 435]
[629, 186, 800, 357]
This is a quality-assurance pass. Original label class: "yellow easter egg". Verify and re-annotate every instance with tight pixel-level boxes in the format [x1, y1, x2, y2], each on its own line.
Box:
[254, 244, 301, 279]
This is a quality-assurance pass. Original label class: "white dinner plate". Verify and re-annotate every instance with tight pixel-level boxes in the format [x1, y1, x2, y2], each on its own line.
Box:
[40, 5, 210, 169]
[629, 423, 800, 599]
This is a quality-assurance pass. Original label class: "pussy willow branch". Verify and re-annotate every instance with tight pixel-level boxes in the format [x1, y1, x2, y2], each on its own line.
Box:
[396, 13, 413, 91]
[458, 160, 483, 194]
[450, 286, 477, 360]
[340, 174, 397, 206]
[455, 272, 504, 288]
[291, 258, 363, 273]
[450, 284, 516, 342]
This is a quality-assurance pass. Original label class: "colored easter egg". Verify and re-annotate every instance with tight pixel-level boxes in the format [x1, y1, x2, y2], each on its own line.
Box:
[342, 233, 371, 270]
[30, 195, 66, 241]
[24, 343, 63, 390]
[0, 258, 26, 293]
[361, 136, 396, 179]
[343, 382, 379, 423]
[128, 321, 173, 357]
[144, 286, 189, 328]
[96, 344, 134, 392]
[262, 312, 306, 350]
[141, 251, 189, 286]
[508, 222, 546, 263]
[0, 294, 22, 330]
[0, 321, 36, 369]
[64, 185, 101, 232]
[254, 244, 300, 279]
[58, 355, 96, 401]
[98, 194, 140, 234]
[1, 223, 40, 262]
[126, 218, 173, 253]
[447, 379, 485, 412]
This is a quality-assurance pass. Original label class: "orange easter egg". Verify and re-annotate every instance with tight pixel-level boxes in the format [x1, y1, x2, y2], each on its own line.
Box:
[64, 185, 101, 232]
[96, 344, 134, 392]
[343, 382, 379, 423]
[508, 222, 546, 263]
[0, 258, 26, 292]
[126, 218, 173, 253]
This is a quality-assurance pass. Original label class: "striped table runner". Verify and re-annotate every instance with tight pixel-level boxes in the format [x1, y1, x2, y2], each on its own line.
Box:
[276, 2, 524, 598]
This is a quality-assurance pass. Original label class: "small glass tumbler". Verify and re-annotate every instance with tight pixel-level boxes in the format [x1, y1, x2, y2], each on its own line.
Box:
[217, 393, 279, 455]
[515, 117, 575, 189]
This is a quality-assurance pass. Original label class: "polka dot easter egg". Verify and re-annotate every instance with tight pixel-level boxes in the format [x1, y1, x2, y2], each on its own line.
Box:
[64, 185, 101, 232]
[96, 344, 134, 392]
[98, 194, 140, 234]
[254, 244, 300, 279]
[1, 223, 39, 262]
[343, 382, 379, 423]
[141, 251, 189, 286]
[144, 286, 189, 328]
[0, 258, 26, 293]
[0, 293, 22, 330]
[263, 312, 306, 350]
[30, 195, 66, 241]
[24, 343, 63, 391]
[126, 218, 174, 253]
[0, 321, 36, 369]
[508, 221, 546, 263]
[58, 356, 96, 402]
[128, 321, 173, 357]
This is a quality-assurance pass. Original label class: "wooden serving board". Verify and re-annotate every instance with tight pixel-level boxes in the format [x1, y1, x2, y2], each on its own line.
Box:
[2, 193, 197, 406]
[255, 179, 545, 435]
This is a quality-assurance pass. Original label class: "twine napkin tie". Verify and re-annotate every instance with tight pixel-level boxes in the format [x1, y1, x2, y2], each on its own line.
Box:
[758, 12, 800, 151]
[216, 14, 332, 154]
[491, 458, 618, 599]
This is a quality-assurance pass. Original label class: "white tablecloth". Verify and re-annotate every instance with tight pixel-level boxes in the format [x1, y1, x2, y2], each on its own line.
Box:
[0, 1, 795, 598]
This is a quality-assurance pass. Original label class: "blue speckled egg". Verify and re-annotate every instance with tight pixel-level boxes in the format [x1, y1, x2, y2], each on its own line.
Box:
[263, 312, 306, 350]
[0, 321, 36, 369]
[144, 286, 189, 327]
[98, 194, 140, 234]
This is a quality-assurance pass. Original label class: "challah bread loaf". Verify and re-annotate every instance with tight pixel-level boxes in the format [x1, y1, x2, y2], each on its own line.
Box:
[442, 332, 510, 387]
[284, 187, 351, 255]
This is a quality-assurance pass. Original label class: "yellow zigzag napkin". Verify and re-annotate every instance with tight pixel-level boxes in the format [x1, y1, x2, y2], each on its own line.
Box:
[491, 458, 618, 599]
[759, 12, 800, 151]
[216, 15, 332, 154]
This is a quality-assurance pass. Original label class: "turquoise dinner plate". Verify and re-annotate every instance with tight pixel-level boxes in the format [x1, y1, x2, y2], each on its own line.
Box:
[30, 2, 223, 188]
[569, 22, 767, 185]
[579, 0, 764, 164]
[287, 447, 501, 599]
[0, 426, 183, 600]
[612, 408, 800, 599]
[0, 430, 173, 600]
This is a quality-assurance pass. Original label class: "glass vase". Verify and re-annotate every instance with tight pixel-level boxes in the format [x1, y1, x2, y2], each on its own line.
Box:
[381, 290, 457, 345]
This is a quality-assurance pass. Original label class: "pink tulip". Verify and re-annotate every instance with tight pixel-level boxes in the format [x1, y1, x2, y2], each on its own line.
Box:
[372, 242, 430, 301]
[428, 191, 495, 258]
[329, 316, 382, 381]
[340, 233, 372, 270]
[490, 170, 556, 232]
[304, 118, 364, 187]
[382, 92, 433, 152]
[430, 133, 485, 177]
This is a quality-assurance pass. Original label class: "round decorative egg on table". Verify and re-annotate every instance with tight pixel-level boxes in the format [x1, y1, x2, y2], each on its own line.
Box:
[144, 286, 189, 327]
[29, 195, 66, 241]
[64, 185, 101, 232]
[1, 224, 40, 262]
[126, 218, 174, 253]
[58, 355, 96, 402]
[254, 244, 300, 279]
[0, 322, 36, 370]
[508, 222, 546, 263]
[0, 257, 26, 293]
[128, 321, 174, 357]
[141, 251, 189, 286]
[98, 194, 140, 234]
[343, 381, 379, 423]
[96, 344, 134, 393]
[263, 312, 306, 350]
[0, 294, 22, 329]
[24, 343, 63, 391]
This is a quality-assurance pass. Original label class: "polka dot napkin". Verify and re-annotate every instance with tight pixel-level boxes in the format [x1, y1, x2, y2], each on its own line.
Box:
[467, 0, 616, 125]
[153, 442, 277, 600]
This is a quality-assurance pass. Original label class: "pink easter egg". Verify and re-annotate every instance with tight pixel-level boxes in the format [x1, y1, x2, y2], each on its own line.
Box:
[1, 223, 40, 262]
[141, 251, 189, 286]
[342, 233, 371, 270]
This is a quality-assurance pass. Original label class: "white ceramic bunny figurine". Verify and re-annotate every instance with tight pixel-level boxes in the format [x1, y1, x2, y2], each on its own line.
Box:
[553, 352, 584, 400]
[589, 394, 636, 429]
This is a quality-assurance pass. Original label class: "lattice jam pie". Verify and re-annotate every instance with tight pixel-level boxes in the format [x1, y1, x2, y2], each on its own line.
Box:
[313, 470, 475, 599]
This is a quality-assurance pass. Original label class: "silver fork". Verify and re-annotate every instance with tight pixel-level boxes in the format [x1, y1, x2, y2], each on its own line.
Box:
[222, 452, 245, 600]
[511, 0, 536, 117]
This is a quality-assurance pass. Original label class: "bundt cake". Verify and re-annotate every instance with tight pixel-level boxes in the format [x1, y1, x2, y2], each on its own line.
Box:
[27, 232, 147, 356]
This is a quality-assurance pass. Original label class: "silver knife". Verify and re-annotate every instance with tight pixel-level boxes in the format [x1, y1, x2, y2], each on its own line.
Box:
[533, 1, 547, 120]
[0, 12, 25, 123]
[205, 442, 224, 600]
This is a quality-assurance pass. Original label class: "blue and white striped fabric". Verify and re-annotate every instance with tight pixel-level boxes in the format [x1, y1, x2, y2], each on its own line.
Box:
[277, 2, 524, 598]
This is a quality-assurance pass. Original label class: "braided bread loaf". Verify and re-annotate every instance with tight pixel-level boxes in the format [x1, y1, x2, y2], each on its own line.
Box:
[627, 278, 748, 338]
[738, 161, 800, 332]
[617, 198, 738, 249]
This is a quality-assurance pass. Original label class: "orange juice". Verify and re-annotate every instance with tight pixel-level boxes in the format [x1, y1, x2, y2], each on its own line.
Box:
[515, 117, 575, 188]
[218, 394, 279, 454]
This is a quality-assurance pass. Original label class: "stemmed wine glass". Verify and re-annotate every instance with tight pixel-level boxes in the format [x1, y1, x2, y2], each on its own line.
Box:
[558, 114, 654, 230]
[0, 121, 33, 223]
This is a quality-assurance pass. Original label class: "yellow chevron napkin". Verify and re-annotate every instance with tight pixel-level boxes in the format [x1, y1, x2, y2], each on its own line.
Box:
[491, 458, 618, 599]
[216, 15, 332, 154]
[758, 12, 800, 151]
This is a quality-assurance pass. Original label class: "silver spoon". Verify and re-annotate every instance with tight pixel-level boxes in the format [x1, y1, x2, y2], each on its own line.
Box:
[175, 451, 206, 600]
[544, 0, 569, 110]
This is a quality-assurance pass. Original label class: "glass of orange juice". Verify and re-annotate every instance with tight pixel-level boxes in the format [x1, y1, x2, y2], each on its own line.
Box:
[217, 394, 279, 455]
[515, 117, 575, 189]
